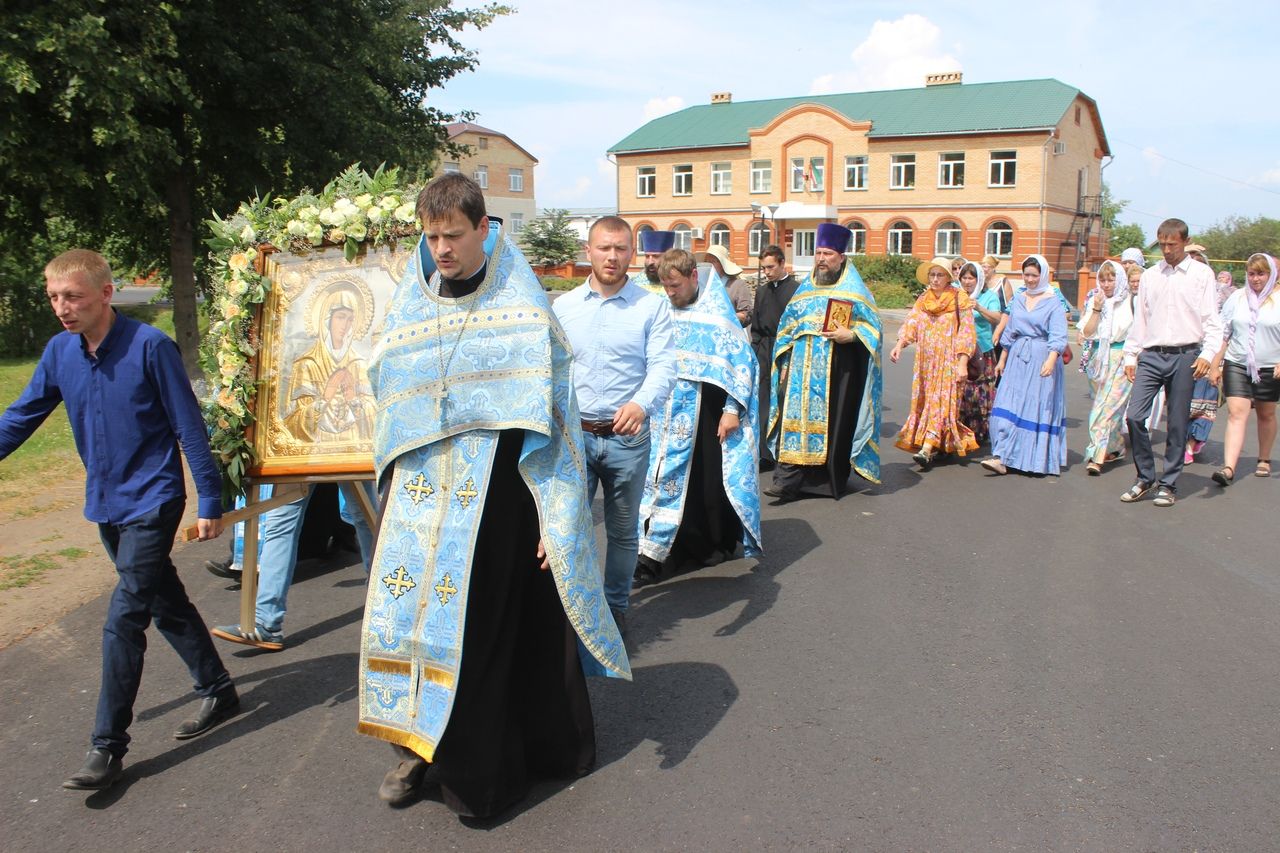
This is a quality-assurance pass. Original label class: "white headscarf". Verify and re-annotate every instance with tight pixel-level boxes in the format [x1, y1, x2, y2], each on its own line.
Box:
[1021, 254, 1050, 296]
[1244, 253, 1279, 382]
[1086, 260, 1130, 381]
[959, 261, 985, 297]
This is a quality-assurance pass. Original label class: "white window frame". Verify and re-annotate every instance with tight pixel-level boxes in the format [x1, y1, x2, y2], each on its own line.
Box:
[989, 151, 1017, 187]
[808, 157, 825, 192]
[750, 159, 772, 193]
[938, 152, 965, 188]
[793, 229, 816, 267]
[887, 221, 913, 255]
[672, 164, 693, 196]
[708, 223, 731, 248]
[748, 222, 770, 257]
[634, 224, 653, 251]
[510, 211, 524, 233]
[636, 166, 656, 198]
[985, 222, 1014, 258]
[890, 154, 915, 190]
[508, 168, 524, 192]
[845, 222, 867, 255]
[673, 224, 693, 250]
[710, 162, 732, 195]
[790, 157, 806, 192]
[935, 221, 963, 257]
[844, 155, 868, 191]
[442, 161, 460, 174]
[473, 165, 488, 189]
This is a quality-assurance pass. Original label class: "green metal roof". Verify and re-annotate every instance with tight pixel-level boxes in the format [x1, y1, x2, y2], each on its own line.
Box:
[609, 78, 1105, 154]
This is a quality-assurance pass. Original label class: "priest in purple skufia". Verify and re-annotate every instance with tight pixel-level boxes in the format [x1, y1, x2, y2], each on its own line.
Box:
[764, 223, 883, 501]
[632, 229, 676, 290]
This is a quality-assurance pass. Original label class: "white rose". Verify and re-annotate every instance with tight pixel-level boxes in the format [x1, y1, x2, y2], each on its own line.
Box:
[286, 219, 307, 236]
[334, 197, 359, 216]
[379, 195, 399, 210]
[353, 193, 373, 208]
[239, 224, 255, 242]
[298, 205, 320, 220]
[394, 203, 417, 224]
[319, 206, 341, 226]
[329, 228, 347, 243]
[307, 224, 324, 245]
[346, 223, 368, 241]
[366, 206, 384, 222]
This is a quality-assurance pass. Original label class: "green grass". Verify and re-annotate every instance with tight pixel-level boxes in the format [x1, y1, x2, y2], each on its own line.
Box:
[541, 276, 585, 292]
[0, 547, 90, 591]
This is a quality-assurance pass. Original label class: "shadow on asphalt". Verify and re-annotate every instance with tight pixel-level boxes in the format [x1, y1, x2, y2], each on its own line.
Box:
[628, 516, 820, 647]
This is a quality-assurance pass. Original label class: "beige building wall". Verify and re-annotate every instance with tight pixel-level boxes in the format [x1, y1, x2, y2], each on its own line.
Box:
[444, 129, 538, 232]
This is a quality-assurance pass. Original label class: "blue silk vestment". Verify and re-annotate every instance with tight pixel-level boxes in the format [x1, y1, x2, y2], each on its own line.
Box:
[639, 277, 762, 562]
[357, 225, 630, 762]
[767, 262, 884, 484]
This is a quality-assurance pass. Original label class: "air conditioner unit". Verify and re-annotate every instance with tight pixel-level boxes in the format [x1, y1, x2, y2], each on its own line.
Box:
[691, 227, 704, 239]
[1052, 141, 1067, 155]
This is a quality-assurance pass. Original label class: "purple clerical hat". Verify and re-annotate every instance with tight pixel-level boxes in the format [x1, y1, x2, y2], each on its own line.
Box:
[639, 230, 676, 253]
[815, 222, 852, 253]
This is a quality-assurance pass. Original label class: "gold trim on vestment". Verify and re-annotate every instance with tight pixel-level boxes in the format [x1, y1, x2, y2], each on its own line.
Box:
[356, 721, 437, 762]
[365, 657, 410, 675]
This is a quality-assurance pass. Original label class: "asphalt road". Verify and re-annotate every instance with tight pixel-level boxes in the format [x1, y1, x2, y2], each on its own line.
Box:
[3, 318, 1278, 851]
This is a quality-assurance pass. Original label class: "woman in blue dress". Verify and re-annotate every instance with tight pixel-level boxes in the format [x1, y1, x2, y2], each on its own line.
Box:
[981, 254, 1068, 475]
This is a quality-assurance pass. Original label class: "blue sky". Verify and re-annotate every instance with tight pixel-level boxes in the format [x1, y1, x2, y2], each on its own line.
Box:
[432, 0, 1278, 239]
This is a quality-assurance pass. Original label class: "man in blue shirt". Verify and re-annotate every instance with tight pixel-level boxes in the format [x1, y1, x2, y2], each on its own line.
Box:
[552, 217, 677, 634]
[0, 249, 238, 791]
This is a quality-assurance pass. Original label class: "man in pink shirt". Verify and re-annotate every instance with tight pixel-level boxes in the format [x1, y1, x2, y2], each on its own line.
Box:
[1120, 218, 1223, 507]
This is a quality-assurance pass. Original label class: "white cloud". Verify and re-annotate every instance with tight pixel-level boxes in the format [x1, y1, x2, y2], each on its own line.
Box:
[643, 96, 685, 122]
[810, 14, 961, 95]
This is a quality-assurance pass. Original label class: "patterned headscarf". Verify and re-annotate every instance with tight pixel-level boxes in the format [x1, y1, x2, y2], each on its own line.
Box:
[1086, 260, 1130, 382]
[1244, 253, 1278, 382]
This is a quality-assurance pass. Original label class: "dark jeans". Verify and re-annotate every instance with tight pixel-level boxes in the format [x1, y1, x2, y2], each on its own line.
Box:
[1125, 349, 1197, 490]
[94, 496, 232, 757]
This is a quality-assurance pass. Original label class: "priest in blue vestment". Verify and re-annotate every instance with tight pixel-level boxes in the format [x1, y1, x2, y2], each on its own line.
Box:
[636, 249, 762, 584]
[358, 174, 629, 818]
[631, 229, 676, 292]
[764, 223, 883, 501]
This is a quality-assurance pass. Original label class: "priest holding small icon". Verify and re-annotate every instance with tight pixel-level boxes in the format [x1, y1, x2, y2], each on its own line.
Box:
[764, 223, 883, 502]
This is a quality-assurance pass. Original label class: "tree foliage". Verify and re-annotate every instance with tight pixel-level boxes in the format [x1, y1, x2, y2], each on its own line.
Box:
[519, 209, 581, 267]
[1197, 216, 1280, 264]
[1109, 223, 1147, 257]
[0, 0, 508, 371]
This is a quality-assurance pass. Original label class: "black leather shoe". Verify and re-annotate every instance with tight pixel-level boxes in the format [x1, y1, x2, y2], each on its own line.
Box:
[378, 751, 430, 807]
[62, 747, 123, 790]
[173, 686, 240, 740]
[610, 607, 628, 639]
[205, 559, 242, 580]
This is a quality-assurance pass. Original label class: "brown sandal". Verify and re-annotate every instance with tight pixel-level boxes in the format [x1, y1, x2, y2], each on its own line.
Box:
[1212, 466, 1235, 487]
[1257, 460, 1272, 478]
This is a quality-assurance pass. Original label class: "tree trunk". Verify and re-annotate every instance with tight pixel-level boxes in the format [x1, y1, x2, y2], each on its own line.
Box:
[166, 166, 202, 378]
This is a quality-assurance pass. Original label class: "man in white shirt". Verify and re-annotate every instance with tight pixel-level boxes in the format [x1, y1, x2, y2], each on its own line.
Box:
[1120, 218, 1222, 507]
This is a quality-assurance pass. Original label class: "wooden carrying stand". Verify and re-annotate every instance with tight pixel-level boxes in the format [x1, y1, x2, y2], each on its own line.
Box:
[182, 473, 377, 632]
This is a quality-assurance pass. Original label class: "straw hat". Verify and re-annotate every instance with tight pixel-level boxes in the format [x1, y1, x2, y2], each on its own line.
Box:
[915, 257, 954, 287]
[701, 244, 743, 277]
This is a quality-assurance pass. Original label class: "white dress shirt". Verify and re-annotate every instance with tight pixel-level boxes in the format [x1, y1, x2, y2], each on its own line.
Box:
[1123, 256, 1222, 366]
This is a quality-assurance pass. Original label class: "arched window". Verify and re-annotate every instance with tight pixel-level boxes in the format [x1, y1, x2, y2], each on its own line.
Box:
[635, 224, 654, 252]
[673, 224, 693, 251]
[708, 223, 731, 249]
[935, 220, 962, 257]
[748, 222, 771, 257]
[985, 221, 1014, 258]
[887, 221, 913, 256]
[843, 220, 867, 255]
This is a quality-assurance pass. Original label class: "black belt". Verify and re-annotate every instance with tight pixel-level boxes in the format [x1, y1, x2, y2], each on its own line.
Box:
[1146, 344, 1199, 354]
[581, 419, 615, 436]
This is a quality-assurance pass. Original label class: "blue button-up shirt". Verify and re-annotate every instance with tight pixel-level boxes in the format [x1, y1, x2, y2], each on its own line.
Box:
[552, 278, 677, 421]
[0, 311, 223, 524]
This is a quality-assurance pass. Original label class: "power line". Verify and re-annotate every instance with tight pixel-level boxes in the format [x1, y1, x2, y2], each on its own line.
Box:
[1114, 138, 1280, 197]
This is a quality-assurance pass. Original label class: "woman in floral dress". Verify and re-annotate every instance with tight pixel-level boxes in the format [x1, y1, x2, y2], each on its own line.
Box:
[890, 257, 979, 468]
[1078, 260, 1133, 474]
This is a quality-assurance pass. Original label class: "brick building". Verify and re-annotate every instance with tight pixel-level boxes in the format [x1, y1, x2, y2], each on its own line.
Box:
[443, 122, 538, 234]
[608, 75, 1110, 285]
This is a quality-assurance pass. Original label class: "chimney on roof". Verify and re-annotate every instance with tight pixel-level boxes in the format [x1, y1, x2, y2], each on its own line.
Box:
[711, 92, 732, 104]
[925, 71, 963, 86]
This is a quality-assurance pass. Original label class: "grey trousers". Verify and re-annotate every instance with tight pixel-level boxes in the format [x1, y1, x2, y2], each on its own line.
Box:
[1124, 348, 1198, 489]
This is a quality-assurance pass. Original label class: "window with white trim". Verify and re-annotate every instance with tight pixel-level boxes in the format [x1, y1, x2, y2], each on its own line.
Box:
[511, 212, 524, 233]
[935, 220, 962, 256]
[635, 224, 653, 251]
[750, 159, 772, 193]
[673, 164, 693, 196]
[473, 165, 488, 189]
[989, 151, 1017, 187]
[509, 168, 524, 192]
[442, 162, 460, 173]
[636, 166, 656, 198]
[711, 162, 732, 195]
[938, 152, 965, 188]
[890, 154, 915, 189]
[748, 222, 770, 257]
[809, 157, 824, 191]
[844, 221, 867, 255]
[985, 221, 1014, 258]
[673, 224, 692, 250]
[708, 223, 731, 248]
[794, 229, 816, 259]
[790, 157, 806, 192]
[887, 221, 913, 255]
[844, 155, 868, 190]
